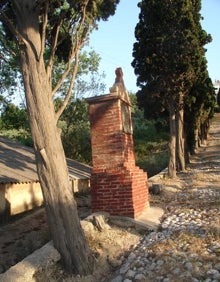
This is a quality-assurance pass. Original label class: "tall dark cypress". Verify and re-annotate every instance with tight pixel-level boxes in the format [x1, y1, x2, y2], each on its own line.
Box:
[132, 0, 213, 177]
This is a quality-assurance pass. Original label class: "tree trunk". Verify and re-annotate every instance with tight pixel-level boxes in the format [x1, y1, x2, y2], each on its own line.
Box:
[194, 127, 199, 151]
[15, 2, 94, 274]
[176, 94, 185, 171]
[200, 119, 209, 145]
[168, 100, 176, 178]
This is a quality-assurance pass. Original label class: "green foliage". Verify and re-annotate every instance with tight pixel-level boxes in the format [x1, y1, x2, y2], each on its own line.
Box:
[58, 98, 91, 164]
[217, 88, 220, 109]
[86, 0, 120, 22]
[0, 0, 118, 107]
[0, 128, 32, 147]
[133, 121, 169, 177]
[0, 102, 31, 146]
[52, 49, 106, 99]
[62, 124, 91, 164]
[131, 92, 169, 176]
[0, 103, 29, 130]
[136, 150, 169, 178]
[0, 21, 22, 98]
[131, 93, 169, 143]
[132, 0, 214, 171]
[132, 0, 211, 114]
[184, 73, 216, 152]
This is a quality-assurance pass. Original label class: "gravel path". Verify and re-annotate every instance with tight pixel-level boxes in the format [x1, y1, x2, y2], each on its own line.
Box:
[108, 113, 220, 282]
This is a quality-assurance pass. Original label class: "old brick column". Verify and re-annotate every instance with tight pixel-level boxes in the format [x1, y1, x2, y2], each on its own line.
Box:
[87, 72, 149, 218]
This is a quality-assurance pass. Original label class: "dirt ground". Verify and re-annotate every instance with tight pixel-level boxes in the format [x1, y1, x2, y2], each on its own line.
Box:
[34, 223, 143, 282]
[1, 113, 220, 281]
[0, 195, 92, 274]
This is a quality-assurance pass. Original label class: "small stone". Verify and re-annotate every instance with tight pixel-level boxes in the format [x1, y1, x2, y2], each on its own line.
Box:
[134, 260, 144, 268]
[185, 262, 193, 271]
[137, 267, 145, 273]
[179, 271, 192, 279]
[149, 262, 156, 270]
[108, 256, 123, 268]
[191, 279, 199, 282]
[127, 253, 136, 262]
[120, 263, 130, 274]
[213, 273, 220, 280]
[150, 183, 162, 195]
[172, 268, 181, 275]
[214, 263, 220, 271]
[161, 223, 169, 229]
[111, 276, 123, 282]
[156, 259, 164, 266]
[80, 221, 95, 233]
[163, 278, 171, 282]
[207, 269, 219, 276]
[134, 273, 147, 281]
[193, 265, 201, 275]
[126, 270, 136, 279]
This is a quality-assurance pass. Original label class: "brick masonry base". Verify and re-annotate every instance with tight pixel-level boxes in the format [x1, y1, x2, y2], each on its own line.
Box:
[91, 165, 149, 219]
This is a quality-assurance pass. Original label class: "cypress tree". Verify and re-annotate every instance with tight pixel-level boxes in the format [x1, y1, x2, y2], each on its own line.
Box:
[132, 0, 212, 177]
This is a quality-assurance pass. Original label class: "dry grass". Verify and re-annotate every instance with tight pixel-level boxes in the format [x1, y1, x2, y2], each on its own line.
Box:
[34, 225, 142, 282]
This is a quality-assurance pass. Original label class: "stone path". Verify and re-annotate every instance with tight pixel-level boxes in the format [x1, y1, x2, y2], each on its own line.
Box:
[107, 114, 220, 282]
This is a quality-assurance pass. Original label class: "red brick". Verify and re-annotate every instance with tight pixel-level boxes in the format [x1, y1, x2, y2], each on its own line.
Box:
[87, 94, 149, 218]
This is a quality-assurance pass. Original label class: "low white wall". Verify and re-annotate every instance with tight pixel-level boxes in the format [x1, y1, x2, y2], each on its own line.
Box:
[0, 179, 90, 220]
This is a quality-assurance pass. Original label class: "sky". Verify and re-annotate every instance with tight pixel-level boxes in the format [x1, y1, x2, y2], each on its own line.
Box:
[87, 0, 220, 94]
[201, 0, 220, 85]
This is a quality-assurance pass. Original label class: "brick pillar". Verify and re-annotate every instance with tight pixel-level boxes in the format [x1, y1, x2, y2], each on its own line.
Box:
[87, 92, 149, 218]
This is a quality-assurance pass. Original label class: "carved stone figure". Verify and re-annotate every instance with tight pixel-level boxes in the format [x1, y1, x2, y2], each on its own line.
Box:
[110, 67, 130, 103]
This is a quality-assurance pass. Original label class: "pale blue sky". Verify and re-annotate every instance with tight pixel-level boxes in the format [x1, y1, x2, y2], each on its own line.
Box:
[201, 0, 220, 84]
[88, 0, 220, 94]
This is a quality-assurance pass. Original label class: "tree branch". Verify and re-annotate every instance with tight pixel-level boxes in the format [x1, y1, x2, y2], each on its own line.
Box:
[46, 21, 62, 84]
[0, 11, 26, 46]
[52, 0, 90, 98]
[55, 49, 80, 121]
[0, 29, 17, 58]
[39, 1, 48, 64]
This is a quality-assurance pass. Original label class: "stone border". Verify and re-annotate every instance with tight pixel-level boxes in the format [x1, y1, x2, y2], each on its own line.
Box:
[0, 241, 60, 282]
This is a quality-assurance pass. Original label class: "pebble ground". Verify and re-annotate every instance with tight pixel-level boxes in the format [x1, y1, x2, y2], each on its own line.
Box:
[107, 114, 220, 282]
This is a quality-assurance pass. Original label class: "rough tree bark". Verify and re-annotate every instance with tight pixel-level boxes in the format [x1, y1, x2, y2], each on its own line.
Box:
[168, 99, 176, 178]
[14, 1, 94, 274]
[176, 93, 185, 171]
[194, 127, 199, 152]
[200, 119, 209, 145]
